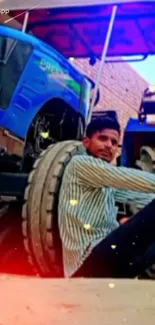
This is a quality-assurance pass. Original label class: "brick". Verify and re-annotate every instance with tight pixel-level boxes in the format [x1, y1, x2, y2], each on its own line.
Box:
[73, 59, 148, 134]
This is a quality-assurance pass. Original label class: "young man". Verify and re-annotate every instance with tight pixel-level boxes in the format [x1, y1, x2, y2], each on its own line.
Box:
[58, 117, 155, 278]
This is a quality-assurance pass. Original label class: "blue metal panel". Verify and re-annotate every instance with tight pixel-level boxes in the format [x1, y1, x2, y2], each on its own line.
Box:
[0, 26, 90, 139]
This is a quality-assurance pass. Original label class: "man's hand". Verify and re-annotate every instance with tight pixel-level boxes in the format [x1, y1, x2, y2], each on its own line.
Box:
[119, 217, 130, 225]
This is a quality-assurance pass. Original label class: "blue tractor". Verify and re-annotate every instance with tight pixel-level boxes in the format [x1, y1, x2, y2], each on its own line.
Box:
[0, 24, 101, 274]
[0, 25, 97, 175]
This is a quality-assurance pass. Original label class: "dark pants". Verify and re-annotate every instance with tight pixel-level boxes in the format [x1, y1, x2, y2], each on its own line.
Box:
[72, 198, 155, 278]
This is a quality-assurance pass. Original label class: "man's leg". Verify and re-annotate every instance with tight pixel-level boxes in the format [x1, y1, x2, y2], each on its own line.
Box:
[73, 198, 155, 278]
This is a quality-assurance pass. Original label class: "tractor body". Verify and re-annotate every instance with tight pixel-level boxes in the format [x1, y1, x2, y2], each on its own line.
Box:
[0, 25, 92, 176]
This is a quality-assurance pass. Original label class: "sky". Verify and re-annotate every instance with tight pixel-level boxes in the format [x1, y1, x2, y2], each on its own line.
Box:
[129, 56, 155, 85]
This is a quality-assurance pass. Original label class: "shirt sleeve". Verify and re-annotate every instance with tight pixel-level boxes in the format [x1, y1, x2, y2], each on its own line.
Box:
[114, 188, 155, 209]
[72, 155, 155, 193]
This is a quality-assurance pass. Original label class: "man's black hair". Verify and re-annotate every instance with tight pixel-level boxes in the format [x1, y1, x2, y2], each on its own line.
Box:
[86, 117, 121, 138]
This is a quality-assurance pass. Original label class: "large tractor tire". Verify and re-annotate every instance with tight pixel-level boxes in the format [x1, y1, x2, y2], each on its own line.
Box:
[22, 141, 84, 277]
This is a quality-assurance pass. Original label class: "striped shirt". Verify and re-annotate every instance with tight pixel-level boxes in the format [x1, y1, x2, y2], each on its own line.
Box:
[58, 152, 155, 278]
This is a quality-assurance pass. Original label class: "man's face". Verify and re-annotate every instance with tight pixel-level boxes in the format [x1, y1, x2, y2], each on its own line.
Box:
[83, 128, 120, 162]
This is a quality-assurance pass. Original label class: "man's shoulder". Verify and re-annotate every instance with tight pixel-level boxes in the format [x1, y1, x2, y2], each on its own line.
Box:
[71, 154, 86, 162]
[62, 155, 85, 182]
[69, 153, 95, 166]
[67, 154, 86, 168]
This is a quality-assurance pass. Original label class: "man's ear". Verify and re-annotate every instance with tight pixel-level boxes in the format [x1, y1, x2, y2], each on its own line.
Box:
[82, 137, 90, 149]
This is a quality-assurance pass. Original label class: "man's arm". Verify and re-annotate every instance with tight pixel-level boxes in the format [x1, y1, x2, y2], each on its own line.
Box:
[114, 188, 155, 209]
[72, 155, 155, 193]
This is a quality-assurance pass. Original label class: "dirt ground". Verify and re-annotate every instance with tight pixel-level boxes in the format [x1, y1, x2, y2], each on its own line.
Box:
[0, 276, 155, 325]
